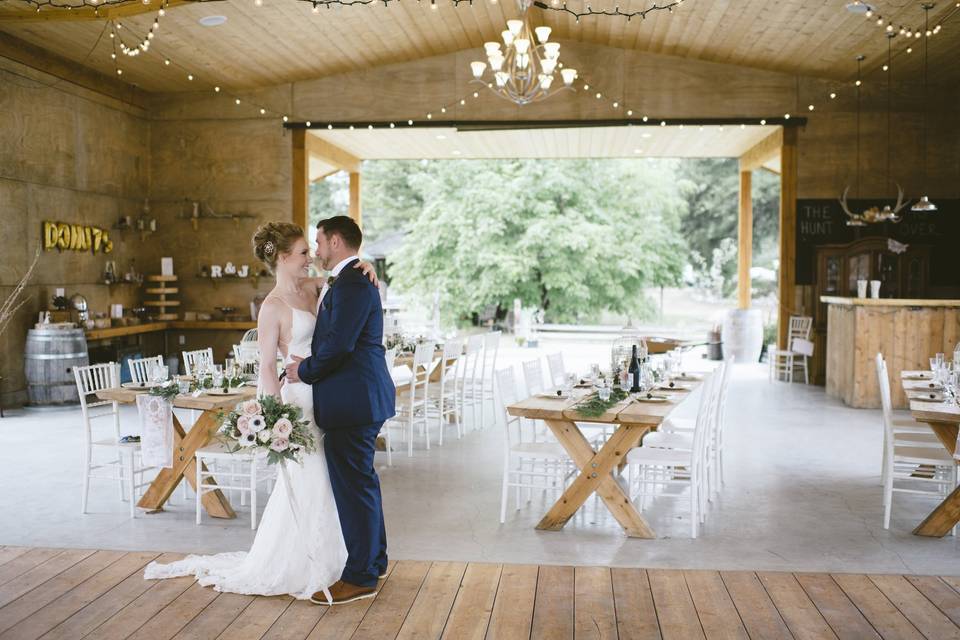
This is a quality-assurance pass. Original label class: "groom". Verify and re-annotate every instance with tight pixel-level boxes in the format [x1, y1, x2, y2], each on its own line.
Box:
[284, 215, 395, 605]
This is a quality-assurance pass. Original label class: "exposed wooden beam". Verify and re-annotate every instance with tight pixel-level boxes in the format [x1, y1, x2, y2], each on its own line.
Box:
[739, 128, 783, 172]
[311, 168, 341, 183]
[777, 127, 799, 350]
[0, 0, 203, 22]
[737, 170, 753, 310]
[292, 129, 308, 232]
[305, 134, 361, 173]
[348, 172, 361, 229]
[0, 31, 148, 108]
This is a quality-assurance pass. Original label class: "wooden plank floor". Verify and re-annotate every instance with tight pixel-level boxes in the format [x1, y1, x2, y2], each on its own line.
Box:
[1, 547, 960, 639]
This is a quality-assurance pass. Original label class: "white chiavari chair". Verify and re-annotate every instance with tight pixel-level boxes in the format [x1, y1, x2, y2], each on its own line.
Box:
[128, 355, 165, 385]
[625, 370, 717, 538]
[496, 367, 571, 523]
[458, 335, 484, 431]
[182, 347, 214, 377]
[876, 353, 956, 531]
[769, 316, 813, 383]
[195, 444, 271, 530]
[75, 362, 154, 518]
[477, 331, 501, 430]
[546, 352, 566, 388]
[378, 347, 401, 467]
[431, 338, 463, 445]
[395, 341, 436, 456]
[645, 360, 732, 501]
[521, 359, 546, 396]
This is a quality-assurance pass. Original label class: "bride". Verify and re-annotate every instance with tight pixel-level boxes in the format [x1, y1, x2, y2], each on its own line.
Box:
[144, 221, 378, 600]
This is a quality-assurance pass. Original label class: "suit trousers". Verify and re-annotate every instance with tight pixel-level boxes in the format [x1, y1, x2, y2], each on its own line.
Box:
[323, 421, 387, 587]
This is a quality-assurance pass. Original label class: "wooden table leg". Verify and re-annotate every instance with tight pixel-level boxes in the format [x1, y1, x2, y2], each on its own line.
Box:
[137, 410, 236, 519]
[927, 421, 959, 456]
[538, 420, 655, 539]
[913, 421, 959, 537]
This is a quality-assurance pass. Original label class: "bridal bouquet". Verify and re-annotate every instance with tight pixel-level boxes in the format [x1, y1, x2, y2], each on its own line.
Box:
[218, 395, 316, 464]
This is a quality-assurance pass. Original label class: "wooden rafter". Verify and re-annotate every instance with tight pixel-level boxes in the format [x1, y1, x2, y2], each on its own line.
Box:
[738, 128, 783, 173]
[0, 0, 205, 22]
[305, 134, 361, 173]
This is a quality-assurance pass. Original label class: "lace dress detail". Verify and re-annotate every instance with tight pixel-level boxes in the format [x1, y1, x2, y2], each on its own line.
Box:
[143, 309, 347, 600]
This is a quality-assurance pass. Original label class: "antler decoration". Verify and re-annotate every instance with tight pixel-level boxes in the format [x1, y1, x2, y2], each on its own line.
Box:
[839, 184, 910, 227]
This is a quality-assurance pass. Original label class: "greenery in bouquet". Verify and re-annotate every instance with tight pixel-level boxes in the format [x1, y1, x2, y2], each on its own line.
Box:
[218, 395, 316, 465]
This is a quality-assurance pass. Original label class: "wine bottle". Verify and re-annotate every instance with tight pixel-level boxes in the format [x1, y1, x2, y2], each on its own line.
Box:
[628, 344, 641, 392]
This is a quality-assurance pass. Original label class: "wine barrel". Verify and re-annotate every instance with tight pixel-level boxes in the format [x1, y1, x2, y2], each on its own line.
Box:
[722, 309, 764, 364]
[24, 328, 89, 405]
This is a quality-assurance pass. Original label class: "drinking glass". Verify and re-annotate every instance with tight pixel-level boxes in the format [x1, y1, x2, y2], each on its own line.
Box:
[176, 375, 190, 394]
[156, 365, 169, 383]
[212, 369, 224, 389]
[598, 380, 611, 402]
[564, 372, 577, 396]
[590, 363, 601, 383]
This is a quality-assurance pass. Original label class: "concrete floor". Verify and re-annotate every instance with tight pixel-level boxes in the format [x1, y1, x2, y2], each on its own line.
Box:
[2, 345, 958, 576]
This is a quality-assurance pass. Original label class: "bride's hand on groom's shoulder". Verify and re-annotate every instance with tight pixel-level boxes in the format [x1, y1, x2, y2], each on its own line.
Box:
[353, 261, 380, 288]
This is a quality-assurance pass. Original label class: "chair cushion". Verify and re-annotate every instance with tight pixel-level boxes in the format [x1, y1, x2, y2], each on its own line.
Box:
[661, 417, 695, 433]
[642, 432, 693, 450]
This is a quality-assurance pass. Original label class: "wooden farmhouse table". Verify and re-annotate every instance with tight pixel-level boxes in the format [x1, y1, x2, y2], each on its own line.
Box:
[900, 371, 960, 537]
[394, 348, 453, 383]
[507, 378, 701, 539]
[97, 385, 258, 519]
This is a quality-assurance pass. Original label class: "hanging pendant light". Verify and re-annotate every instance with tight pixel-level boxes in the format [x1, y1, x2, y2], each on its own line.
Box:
[911, 3, 938, 212]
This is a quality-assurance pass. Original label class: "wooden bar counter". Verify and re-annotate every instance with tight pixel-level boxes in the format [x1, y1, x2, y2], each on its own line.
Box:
[821, 296, 960, 409]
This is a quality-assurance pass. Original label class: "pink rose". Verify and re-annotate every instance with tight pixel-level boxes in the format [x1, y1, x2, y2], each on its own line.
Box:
[236, 415, 252, 435]
[273, 418, 293, 438]
[270, 437, 289, 452]
[241, 400, 262, 416]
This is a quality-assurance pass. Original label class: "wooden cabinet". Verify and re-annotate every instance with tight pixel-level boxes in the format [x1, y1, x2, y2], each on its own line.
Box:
[814, 237, 930, 328]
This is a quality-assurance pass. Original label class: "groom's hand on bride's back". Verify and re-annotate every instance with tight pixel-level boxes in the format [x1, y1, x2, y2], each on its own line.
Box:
[285, 355, 304, 383]
[353, 261, 380, 288]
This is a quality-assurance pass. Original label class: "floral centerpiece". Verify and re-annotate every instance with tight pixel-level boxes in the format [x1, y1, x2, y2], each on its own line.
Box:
[385, 333, 434, 355]
[218, 396, 316, 464]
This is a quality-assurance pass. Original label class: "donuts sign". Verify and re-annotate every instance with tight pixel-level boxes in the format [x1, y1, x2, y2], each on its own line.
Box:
[42, 221, 114, 254]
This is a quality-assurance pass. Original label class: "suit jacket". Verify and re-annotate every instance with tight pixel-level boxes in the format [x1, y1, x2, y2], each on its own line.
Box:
[297, 259, 396, 429]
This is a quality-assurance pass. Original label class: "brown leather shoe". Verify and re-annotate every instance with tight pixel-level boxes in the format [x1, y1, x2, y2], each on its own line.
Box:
[310, 580, 377, 606]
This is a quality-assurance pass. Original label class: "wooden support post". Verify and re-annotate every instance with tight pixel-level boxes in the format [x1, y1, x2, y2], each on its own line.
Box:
[292, 129, 308, 231]
[737, 169, 753, 310]
[778, 127, 799, 349]
[349, 171, 362, 229]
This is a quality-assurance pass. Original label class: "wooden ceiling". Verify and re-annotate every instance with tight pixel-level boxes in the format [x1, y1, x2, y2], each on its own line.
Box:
[1, 0, 958, 94]
[306, 123, 780, 179]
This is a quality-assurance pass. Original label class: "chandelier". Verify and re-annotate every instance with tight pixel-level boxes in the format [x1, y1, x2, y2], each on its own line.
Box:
[469, 0, 577, 105]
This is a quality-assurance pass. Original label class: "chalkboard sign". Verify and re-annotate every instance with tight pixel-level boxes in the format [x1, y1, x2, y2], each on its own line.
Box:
[795, 198, 960, 286]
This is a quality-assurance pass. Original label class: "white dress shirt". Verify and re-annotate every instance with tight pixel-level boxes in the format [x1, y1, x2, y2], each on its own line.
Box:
[317, 255, 359, 311]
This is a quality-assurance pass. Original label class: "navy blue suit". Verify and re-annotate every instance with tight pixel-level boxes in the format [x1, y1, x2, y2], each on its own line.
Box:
[297, 259, 395, 587]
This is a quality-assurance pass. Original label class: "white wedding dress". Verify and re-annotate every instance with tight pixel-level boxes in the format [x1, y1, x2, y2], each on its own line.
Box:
[143, 308, 348, 600]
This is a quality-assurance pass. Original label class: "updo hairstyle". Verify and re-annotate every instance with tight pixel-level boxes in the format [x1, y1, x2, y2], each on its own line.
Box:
[252, 222, 305, 272]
